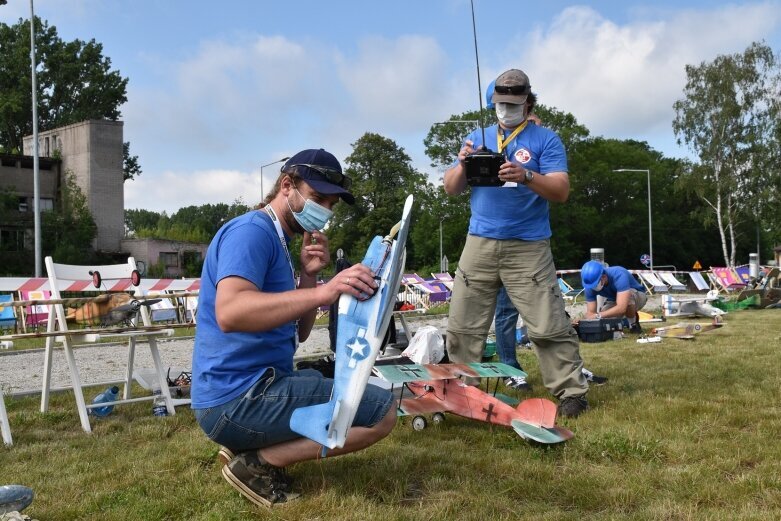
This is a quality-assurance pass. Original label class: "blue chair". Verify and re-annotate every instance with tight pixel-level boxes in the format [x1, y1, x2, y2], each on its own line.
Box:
[558, 278, 585, 303]
[0, 294, 17, 332]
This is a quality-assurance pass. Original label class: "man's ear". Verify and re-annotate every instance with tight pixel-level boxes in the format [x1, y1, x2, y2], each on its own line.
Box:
[280, 175, 295, 196]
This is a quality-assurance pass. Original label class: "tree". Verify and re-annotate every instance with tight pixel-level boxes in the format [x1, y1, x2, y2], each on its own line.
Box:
[41, 171, 97, 264]
[673, 41, 781, 266]
[123, 142, 141, 182]
[328, 133, 434, 263]
[0, 16, 128, 152]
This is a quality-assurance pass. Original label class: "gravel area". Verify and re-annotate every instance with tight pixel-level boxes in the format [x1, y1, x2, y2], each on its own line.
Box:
[0, 296, 663, 396]
[0, 315, 448, 396]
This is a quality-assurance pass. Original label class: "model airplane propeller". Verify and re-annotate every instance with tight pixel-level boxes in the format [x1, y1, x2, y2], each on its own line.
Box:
[65, 293, 162, 327]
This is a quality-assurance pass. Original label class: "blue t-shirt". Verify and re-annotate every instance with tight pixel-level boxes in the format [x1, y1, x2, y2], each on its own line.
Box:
[191, 210, 297, 409]
[458, 123, 568, 240]
[584, 266, 646, 303]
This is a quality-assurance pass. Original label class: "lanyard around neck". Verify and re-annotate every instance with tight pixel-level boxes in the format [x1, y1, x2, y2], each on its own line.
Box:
[264, 206, 296, 285]
[496, 119, 529, 154]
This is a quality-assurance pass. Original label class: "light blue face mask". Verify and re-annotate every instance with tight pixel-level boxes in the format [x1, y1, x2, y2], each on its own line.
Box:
[288, 189, 334, 232]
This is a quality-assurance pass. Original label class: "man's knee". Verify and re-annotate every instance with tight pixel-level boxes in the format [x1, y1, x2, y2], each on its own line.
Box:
[373, 407, 397, 438]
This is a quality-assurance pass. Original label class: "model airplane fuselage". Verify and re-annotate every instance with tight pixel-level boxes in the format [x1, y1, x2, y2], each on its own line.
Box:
[290, 195, 414, 452]
[66, 293, 161, 326]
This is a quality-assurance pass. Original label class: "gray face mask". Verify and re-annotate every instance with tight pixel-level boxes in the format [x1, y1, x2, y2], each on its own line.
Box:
[594, 279, 605, 292]
[495, 102, 526, 127]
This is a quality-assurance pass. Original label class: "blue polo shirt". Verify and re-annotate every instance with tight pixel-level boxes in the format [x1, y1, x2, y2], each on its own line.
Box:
[584, 266, 646, 303]
[458, 123, 568, 240]
[191, 210, 297, 409]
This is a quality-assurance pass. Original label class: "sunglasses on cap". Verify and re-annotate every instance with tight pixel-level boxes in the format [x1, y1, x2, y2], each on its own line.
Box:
[290, 163, 353, 190]
[494, 84, 530, 95]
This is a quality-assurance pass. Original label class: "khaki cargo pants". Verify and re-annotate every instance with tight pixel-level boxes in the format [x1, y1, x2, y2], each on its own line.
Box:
[446, 235, 588, 399]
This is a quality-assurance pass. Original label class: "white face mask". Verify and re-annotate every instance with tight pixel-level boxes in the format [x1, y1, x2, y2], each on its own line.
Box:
[594, 279, 605, 292]
[495, 102, 526, 127]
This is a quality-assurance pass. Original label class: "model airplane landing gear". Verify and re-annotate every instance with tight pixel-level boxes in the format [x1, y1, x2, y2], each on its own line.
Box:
[431, 412, 446, 424]
[412, 415, 427, 431]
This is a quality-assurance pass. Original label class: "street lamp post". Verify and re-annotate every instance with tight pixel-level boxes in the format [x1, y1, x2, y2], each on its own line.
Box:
[439, 218, 443, 272]
[259, 156, 290, 204]
[613, 168, 653, 272]
[30, 0, 41, 277]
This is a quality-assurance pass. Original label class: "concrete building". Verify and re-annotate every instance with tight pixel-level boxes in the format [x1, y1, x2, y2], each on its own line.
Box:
[0, 154, 60, 253]
[120, 238, 208, 278]
[23, 120, 124, 252]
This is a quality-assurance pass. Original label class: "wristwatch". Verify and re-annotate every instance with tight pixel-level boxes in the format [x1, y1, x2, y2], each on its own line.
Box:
[522, 170, 534, 185]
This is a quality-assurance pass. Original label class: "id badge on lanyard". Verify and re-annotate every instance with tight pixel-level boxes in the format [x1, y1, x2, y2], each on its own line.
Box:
[264, 207, 300, 351]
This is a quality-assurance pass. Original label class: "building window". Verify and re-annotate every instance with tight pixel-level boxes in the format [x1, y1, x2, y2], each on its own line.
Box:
[41, 198, 54, 212]
[0, 229, 25, 251]
[159, 252, 179, 268]
[18, 197, 28, 212]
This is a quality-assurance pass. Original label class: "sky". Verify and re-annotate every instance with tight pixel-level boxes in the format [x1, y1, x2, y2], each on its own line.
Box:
[2, 0, 781, 214]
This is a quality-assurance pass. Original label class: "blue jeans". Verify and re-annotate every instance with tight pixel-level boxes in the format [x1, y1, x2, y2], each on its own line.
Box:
[495, 287, 523, 370]
[194, 368, 393, 452]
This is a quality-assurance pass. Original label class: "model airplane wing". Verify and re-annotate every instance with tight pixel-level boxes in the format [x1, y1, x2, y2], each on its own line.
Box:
[290, 195, 414, 452]
[651, 316, 723, 339]
[372, 362, 527, 385]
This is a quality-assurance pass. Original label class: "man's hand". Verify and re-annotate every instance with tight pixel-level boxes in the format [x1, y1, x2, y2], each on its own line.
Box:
[300, 231, 330, 277]
[457, 140, 475, 164]
[498, 160, 528, 184]
[318, 264, 378, 305]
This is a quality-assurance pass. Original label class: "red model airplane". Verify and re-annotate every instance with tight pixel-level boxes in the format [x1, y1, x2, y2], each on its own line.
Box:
[372, 362, 573, 444]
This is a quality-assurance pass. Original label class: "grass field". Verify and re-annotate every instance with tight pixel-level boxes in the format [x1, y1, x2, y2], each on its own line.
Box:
[2, 310, 780, 520]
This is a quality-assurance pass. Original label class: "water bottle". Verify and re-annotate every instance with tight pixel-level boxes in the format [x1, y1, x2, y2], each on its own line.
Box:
[152, 390, 168, 417]
[90, 386, 120, 417]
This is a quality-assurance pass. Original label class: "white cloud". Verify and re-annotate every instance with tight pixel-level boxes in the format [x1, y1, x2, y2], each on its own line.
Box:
[124, 168, 263, 213]
[519, 3, 781, 138]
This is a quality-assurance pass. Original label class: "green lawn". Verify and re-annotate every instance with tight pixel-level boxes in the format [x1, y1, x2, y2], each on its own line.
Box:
[2, 310, 780, 520]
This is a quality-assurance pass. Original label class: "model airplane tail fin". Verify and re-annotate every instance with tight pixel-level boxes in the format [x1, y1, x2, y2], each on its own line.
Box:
[511, 419, 574, 444]
[515, 398, 557, 429]
[289, 400, 339, 450]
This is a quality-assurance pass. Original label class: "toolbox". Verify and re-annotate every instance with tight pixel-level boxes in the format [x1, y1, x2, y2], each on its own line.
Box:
[577, 318, 624, 343]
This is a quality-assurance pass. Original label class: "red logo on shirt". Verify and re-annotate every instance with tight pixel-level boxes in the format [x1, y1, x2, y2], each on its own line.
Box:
[514, 148, 531, 164]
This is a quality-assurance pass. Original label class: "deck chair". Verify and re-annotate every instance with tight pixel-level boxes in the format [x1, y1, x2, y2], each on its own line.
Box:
[710, 267, 747, 292]
[735, 265, 752, 284]
[431, 272, 455, 291]
[149, 296, 177, 323]
[638, 272, 669, 294]
[41, 256, 176, 433]
[0, 388, 11, 446]
[658, 272, 687, 292]
[557, 278, 585, 302]
[688, 271, 711, 292]
[20, 289, 50, 332]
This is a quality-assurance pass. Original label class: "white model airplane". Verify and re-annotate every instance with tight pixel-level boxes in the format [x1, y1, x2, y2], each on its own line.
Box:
[290, 195, 413, 454]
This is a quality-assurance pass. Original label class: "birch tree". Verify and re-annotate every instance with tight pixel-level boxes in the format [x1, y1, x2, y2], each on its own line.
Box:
[673, 42, 781, 267]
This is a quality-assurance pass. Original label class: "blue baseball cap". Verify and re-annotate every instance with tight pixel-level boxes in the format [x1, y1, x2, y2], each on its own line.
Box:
[282, 149, 355, 205]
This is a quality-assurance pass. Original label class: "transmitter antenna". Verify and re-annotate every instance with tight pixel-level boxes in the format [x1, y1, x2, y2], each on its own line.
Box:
[469, 0, 487, 147]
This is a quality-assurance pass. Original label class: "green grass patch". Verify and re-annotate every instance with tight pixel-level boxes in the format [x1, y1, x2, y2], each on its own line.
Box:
[2, 310, 781, 519]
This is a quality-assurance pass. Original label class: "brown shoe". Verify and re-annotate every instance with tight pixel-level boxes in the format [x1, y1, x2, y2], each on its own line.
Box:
[222, 452, 299, 507]
[217, 446, 234, 467]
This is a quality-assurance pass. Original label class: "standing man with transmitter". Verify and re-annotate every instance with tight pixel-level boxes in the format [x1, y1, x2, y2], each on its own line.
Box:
[444, 69, 589, 418]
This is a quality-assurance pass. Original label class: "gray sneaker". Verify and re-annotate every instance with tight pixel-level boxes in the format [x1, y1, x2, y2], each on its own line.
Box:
[558, 395, 589, 418]
[504, 376, 532, 392]
[222, 452, 298, 507]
